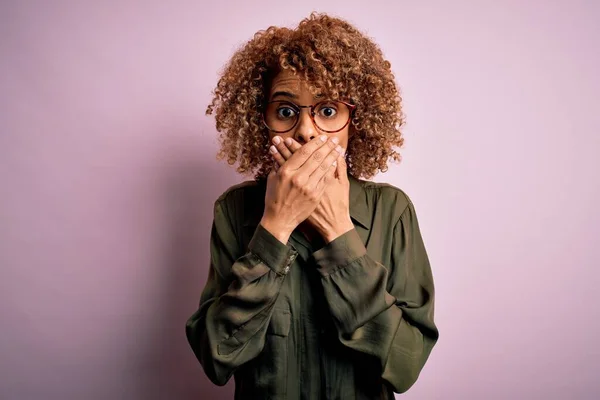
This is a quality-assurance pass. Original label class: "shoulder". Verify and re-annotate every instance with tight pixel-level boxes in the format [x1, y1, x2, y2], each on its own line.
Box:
[215, 179, 264, 205]
[213, 179, 266, 222]
[355, 177, 414, 217]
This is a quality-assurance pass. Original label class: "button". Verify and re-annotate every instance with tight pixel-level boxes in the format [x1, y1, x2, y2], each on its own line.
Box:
[283, 265, 290, 274]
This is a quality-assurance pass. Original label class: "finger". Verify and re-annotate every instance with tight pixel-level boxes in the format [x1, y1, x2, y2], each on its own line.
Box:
[316, 159, 338, 193]
[285, 134, 331, 170]
[284, 137, 302, 156]
[269, 145, 286, 166]
[298, 138, 341, 182]
[307, 141, 344, 188]
[336, 149, 348, 182]
[272, 136, 293, 160]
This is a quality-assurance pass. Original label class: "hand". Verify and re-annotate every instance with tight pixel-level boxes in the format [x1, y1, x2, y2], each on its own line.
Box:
[270, 137, 354, 243]
[261, 135, 341, 244]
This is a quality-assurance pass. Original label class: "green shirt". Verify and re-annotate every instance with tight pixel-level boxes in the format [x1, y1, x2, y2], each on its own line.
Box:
[186, 174, 439, 399]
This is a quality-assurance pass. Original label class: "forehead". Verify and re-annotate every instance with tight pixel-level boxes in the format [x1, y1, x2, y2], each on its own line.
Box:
[269, 69, 311, 93]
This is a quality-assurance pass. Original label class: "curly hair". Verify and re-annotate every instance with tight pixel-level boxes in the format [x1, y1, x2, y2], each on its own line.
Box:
[206, 12, 405, 180]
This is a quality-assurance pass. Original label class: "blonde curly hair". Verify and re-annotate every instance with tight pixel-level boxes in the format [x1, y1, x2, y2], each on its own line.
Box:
[206, 12, 405, 179]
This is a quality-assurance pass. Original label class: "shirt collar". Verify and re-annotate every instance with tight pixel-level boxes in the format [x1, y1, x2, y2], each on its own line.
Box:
[347, 174, 370, 230]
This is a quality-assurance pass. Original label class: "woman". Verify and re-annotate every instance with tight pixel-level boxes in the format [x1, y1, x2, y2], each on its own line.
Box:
[186, 13, 439, 399]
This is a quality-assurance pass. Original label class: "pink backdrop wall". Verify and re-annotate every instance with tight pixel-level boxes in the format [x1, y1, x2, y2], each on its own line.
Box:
[1, 1, 598, 399]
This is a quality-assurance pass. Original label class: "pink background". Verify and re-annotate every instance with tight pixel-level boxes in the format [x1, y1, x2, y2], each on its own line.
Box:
[1, 1, 599, 399]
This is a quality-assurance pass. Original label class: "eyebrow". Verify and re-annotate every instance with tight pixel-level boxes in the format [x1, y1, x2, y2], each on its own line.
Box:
[270, 91, 325, 101]
[271, 91, 298, 100]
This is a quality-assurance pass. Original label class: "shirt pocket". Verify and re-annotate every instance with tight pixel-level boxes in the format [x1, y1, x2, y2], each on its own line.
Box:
[239, 307, 291, 399]
[267, 307, 291, 337]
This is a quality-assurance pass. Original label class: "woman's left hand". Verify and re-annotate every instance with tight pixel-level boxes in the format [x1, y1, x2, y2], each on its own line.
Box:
[270, 137, 355, 243]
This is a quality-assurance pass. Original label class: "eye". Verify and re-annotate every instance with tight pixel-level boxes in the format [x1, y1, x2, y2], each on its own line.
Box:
[317, 104, 338, 118]
[276, 106, 297, 119]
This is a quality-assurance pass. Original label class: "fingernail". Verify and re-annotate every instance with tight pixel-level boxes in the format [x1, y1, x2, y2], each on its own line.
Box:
[273, 136, 281, 144]
[331, 137, 339, 144]
[269, 145, 278, 154]
[284, 138, 292, 146]
[319, 135, 327, 142]
[336, 145, 343, 154]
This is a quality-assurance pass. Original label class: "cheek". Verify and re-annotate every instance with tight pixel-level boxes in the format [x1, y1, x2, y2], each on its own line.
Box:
[275, 132, 295, 141]
[268, 130, 291, 138]
[332, 128, 350, 147]
[267, 131, 295, 145]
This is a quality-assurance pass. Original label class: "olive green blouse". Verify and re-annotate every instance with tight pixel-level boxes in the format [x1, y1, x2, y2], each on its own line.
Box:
[186, 174, 439, 399]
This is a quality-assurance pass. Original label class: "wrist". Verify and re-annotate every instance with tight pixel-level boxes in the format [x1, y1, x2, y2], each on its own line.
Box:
[260, 217, 293, 245]
[322, 219, 354, 243]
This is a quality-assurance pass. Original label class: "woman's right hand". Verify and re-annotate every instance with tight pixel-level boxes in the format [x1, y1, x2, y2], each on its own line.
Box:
[260, 134, 343, 244]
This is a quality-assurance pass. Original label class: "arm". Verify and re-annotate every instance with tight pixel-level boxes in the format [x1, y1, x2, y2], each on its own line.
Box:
[185, 200, 297, 385]
[312, 199, 439, 393]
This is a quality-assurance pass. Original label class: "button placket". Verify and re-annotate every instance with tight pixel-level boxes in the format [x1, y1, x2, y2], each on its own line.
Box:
[283, 252, 297, 274]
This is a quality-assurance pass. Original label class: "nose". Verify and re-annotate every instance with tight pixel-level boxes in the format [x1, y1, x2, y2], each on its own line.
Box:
[293, 110, 318, 144]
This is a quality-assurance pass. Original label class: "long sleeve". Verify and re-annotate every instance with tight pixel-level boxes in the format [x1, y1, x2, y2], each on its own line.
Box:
[312, 199, 439, 394]
[185, 200, 298, 386]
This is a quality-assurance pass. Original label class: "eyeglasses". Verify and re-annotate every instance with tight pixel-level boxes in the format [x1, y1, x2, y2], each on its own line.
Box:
[263, 100, 356, 134]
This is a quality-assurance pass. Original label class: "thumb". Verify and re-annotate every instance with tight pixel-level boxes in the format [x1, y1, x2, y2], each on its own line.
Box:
[268, 162, 277, 179]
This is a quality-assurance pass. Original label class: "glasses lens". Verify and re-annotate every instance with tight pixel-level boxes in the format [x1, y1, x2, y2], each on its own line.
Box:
[312, 101, 350, 132]
[264, 101, 351, 132]
[264, 101, 298, 133]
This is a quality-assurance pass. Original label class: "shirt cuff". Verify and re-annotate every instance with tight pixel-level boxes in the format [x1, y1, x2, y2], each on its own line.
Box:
[312, 228, 367, 276]
[248, 224, 298, 275]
